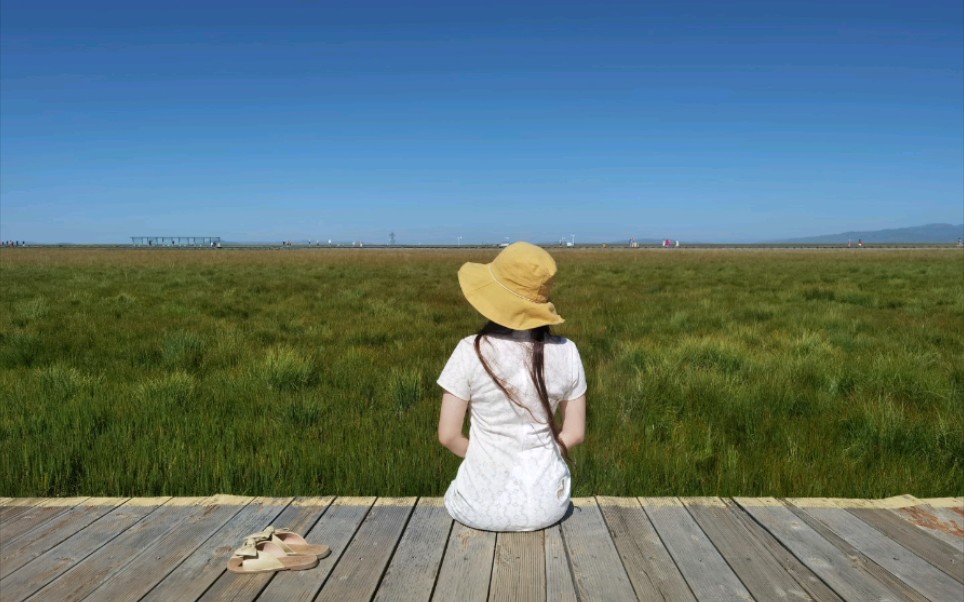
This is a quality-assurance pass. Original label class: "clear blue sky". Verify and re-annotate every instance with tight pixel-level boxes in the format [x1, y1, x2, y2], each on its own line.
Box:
[2, 0, 961, 243]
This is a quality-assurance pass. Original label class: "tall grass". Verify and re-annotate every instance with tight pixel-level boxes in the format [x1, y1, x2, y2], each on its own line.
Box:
[0, 247, 961, 497]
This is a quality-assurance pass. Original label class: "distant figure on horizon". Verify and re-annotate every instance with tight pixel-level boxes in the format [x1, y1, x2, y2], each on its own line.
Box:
[437, 242, 586, 532]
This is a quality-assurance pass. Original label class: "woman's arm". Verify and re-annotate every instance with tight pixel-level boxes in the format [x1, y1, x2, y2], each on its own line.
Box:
[557, 394, 586, 451]
[438, 391, 470, 458]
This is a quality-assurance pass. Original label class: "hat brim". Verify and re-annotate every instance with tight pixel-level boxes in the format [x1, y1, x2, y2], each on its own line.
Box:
[458, 262, 565, 330]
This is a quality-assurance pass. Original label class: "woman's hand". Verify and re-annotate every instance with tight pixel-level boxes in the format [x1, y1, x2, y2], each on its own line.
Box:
[438, 391, 470, 458]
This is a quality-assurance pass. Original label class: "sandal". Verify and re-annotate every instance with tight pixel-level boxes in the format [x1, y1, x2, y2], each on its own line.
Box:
[247, 526, 331, 559]
[226, 538, 319, 574]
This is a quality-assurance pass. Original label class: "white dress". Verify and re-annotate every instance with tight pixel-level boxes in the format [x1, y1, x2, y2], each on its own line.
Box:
[437, 334, 587, 531]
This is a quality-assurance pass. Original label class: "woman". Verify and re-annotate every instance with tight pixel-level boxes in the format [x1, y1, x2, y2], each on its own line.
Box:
[437, 242, 587, 531]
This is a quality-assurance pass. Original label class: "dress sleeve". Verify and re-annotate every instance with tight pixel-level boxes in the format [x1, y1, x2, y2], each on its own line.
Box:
[567, 341, 587, 400]
[437, 339, 472, 400]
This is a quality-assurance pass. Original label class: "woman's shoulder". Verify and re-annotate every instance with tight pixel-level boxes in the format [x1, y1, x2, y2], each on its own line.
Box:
[547, 335, 578, 348]
[456, 334, 477, 347]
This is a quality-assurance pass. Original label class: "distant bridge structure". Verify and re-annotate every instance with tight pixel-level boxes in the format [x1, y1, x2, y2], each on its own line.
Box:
[131, 236, 221, 247]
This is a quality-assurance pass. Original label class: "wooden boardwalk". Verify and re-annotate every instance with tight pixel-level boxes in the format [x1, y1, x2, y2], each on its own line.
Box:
[0, 496, 960, 601]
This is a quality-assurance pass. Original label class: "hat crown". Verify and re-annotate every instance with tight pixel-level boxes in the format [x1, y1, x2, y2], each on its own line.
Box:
[490, 242, 557, 303]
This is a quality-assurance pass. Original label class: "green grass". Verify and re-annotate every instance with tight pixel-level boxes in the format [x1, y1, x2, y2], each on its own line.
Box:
[0, 247, 961, 497]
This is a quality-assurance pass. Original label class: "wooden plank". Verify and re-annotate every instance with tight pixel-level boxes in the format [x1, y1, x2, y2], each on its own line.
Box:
[544, 523, 577, 602]
[0, 503, 84, 544]
[735, 498, 912, 602]
[254, 496, 377, 602]
[0, 499, 127, 579]
[81, 495, 256, 600]
[139, 497, 294, 602]
[721, 499, 844, 602]
[197, 496, 333, 601]
[848, 507, 963, 583]
[0, 499, 45, 523]
[785, 501, 932, 602]
[792, 503, 963, 602]
[681, 497, 815, 601]
[641, 497, 752, 602]
[597, 496, 694, 601]
[929, 506, 964, 533]
[0, 498, 107, 547]
[23, 497, 199, 602]
[373, 497, 453, 602]
[488, 530, 545, 602]
[893, 503, 964, 548]
[0, 498, 170, 602]
[432, 521, 496, 602]
[314, 497, 417, 602]
[559, 497, 636, 601]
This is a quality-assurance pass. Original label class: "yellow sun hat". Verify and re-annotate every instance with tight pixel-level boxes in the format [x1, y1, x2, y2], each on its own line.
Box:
[457, 242, 565, 330]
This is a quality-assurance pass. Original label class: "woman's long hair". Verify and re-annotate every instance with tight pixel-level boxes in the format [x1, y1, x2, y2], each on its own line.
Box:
[474, 321, 568, 459]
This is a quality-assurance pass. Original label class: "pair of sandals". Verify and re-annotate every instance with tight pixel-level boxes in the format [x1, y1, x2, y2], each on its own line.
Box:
[227, 526, 331, 574]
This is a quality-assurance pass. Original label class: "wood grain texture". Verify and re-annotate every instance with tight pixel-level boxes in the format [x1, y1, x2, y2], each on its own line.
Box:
[314, 498, 416, 602]
[784, 503, 932, 602]
[432, 522, 496, 602]
[139, 497, 293, 602]
[84, 498, 250, 601]
[373, 497, 452, 602]
[736, 498, 909, 602]
[11, 499, 174, 602]
[722, 498, 844, 602]
[642, 497, 752, 602]
[199, 497, 334, 602]
[0, 500, 164, 602]
[0, 505, 79, 545]
[255, 497, 376, 602]
[488, 531, 545, 602]
[0, 499, 125, 579]
[560, 498, 637, 601]
[848, 507, 963, 583]
[597, 496, 695, 601]
[0, 499, 45, 524]
[795, 504, 963, 602]
[1, 496, 959, 601]
[544, 524, 577, 602]
[893, 503, 964, 548]
[683, 497, 814, 601]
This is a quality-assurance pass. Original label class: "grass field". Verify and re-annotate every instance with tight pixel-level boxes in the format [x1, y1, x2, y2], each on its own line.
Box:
[1, 247, 961, 498]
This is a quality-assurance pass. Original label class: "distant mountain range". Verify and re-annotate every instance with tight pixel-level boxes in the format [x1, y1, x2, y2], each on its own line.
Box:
[770, 223, 963, 244]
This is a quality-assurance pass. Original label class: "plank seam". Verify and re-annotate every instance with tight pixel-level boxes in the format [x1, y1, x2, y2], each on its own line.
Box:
[425, 503, 456, 602]
[679, 497, 760, 601]
[639, 500, 699, 602]
[731, 497, 845, 602]
[127, 499, 256, 602]
[0, 499, 146, 586]
[485, 524, 497, 602]
[368, 497, 419, 598]
[189, 498, 298, 602]
[595, 496, 649, 601]
[14, 500, 173, 601]
[844, 506, 964, 585]
[309, 495, 378, 597]
[783, 500, 932, 602]
[555, 505, 578, 601]
[0, 497, 130, 582]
